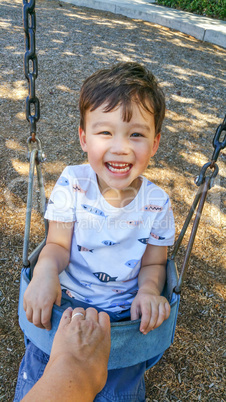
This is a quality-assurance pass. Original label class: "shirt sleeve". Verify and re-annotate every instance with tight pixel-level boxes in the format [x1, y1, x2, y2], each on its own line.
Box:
[148, 198, 175, 246]
[44, 166, 77, 222]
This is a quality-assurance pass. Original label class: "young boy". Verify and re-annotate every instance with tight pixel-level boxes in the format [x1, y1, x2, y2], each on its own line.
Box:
[15, 62, 175, 401]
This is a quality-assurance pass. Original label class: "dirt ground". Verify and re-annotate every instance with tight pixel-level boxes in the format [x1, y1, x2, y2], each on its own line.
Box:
[0, 0, 225, 400]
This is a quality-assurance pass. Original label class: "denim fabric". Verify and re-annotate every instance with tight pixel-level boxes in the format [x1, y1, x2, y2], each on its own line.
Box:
[14, 340, 146, 402]
[14, 341, 49, 402]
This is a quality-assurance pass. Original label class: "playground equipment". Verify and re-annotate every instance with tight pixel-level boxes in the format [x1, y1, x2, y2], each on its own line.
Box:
[18, 0, 226, 370]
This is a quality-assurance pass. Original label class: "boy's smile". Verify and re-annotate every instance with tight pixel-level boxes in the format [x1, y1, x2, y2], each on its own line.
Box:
[79, 102, 160, 201]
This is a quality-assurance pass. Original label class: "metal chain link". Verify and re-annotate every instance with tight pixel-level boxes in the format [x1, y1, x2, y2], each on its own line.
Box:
[171, 114, 226, 294]
[23, 0, 40, 141]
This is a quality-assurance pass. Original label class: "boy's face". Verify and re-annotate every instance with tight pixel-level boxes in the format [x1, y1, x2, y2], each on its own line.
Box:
[79, 102, 160, 193]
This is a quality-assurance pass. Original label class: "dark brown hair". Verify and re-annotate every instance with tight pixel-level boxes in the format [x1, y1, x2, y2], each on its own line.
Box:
[79, 62, 165, 135]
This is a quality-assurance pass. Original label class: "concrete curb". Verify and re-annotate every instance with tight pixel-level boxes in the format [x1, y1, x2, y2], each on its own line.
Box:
[60, 0, 226, 49]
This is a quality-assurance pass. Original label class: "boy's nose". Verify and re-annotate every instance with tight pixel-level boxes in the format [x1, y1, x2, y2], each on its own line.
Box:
[111, 136, 130, 155]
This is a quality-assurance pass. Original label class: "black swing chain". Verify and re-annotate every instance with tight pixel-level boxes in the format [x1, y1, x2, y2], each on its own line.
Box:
[23, 0, 45, 161]
[195, 114, 226, 188]
[172, 114, 226, 294]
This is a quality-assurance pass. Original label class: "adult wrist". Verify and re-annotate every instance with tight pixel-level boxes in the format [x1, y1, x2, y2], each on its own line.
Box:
[46, 354, 98, 399]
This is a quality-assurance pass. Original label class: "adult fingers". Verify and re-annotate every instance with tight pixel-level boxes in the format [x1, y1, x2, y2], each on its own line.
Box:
[58, 307, 73, 330]
[71, 307, 86, 322]
[85, 307, 99, 322]
[98, 311, 110, 332]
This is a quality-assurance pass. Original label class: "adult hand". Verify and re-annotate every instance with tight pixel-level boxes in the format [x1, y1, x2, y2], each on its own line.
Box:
[50, 307, 111, 394]
[22, 307, 111, 402]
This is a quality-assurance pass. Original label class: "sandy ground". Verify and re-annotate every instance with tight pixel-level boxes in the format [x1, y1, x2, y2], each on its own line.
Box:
[0, 0, 225, 400]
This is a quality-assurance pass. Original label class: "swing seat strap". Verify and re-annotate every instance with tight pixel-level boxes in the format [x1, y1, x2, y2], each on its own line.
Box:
[18, 266, 180, 370]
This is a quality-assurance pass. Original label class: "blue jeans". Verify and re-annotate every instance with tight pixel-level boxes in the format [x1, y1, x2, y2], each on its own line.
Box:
[14, 340, 146, 401]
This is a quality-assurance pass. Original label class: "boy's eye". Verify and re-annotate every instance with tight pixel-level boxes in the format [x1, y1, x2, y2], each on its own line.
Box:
[131, 132, 143, 138]
[99, 131, 111, 135]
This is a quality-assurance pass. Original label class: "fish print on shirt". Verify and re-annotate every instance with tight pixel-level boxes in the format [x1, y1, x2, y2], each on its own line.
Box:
[84, 297, 93, 303]
[147, 180, 153, 186]
[77, 245, 94, 253]
[108, 301, 131, 309]
[73, 184, 86, 193]
[141, 204, 163, 212]
[93, 272, 118, 282]
[112, 289, 138, 296]
[126, 220, 143, 226]
[112, 289, 127, 294]
[57, 177, 69, 186]
[125, 259, 140, 269]
[48, 199, 54, 205]
[150, 233, 165, 240]
[81, 204, 108, 218]
[138, 238, 149, 244]
[81, 282, 92, 288]
[102, 240, 120, 246]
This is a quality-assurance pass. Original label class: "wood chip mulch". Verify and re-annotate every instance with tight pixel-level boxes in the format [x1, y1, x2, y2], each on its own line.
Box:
[0, 0, 225, 400]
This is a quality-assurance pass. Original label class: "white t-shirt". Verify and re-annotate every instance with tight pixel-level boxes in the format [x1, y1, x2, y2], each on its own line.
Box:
[44, 164, 175, 312]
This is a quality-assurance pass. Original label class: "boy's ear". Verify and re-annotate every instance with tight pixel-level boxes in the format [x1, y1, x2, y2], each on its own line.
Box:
[150, 132, 161, 157]
[78, 127, 88, 152]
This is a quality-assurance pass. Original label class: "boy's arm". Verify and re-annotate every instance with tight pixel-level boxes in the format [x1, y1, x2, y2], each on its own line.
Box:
[130, 244, 170, 334]
[23, 221, 74, 330]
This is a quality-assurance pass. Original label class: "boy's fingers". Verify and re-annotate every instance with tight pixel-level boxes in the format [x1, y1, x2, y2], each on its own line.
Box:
[140, 304, 152, 333]
[165, 302, 171, 319]
[41, 306, 53, 330]
[23, 299, 27, 312]
[148, 304, 158, 330]
[130, 303, 141, 321]
[154, 302, 171, 329]
[25, 306, 33, 323]
[154, 303, 166, 329]
[55, 291, 62, 307]
[32, 308, 42, 328]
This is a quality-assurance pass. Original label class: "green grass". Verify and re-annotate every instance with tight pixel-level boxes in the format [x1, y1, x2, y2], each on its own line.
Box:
[156, 0, 226, 20]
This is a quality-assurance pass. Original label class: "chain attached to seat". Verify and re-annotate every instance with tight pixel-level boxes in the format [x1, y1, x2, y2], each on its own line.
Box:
[23, 0, 40, 143]
[171, 114, 226, 294]
[22, 1, 48, 267]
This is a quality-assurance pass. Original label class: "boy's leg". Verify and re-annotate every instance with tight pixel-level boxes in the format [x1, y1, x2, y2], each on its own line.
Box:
[94, 363, 146, 402]
[14, 340, 49, 402]
[94, 308, 146, 402]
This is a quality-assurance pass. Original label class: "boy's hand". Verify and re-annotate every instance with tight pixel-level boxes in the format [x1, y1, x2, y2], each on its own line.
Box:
[23, 270, 62, 331]
[130, 290, 170, 335]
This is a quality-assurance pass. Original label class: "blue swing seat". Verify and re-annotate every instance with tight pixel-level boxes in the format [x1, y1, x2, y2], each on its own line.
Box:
[18, 244, 180, 370]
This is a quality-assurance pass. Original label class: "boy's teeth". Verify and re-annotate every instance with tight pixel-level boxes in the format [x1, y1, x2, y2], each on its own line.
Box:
[107, 163, 130, 173]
